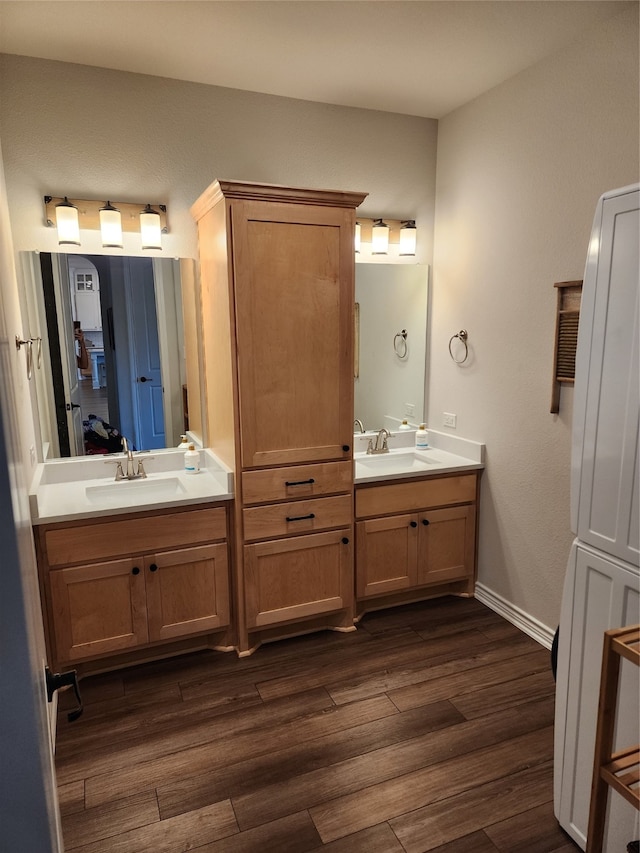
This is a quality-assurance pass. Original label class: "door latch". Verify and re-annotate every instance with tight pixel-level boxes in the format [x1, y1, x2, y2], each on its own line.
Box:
[45, 666, 83, 722]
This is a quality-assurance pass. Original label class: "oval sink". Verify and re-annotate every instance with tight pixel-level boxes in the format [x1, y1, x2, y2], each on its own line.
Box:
[85, 477, 186, 506]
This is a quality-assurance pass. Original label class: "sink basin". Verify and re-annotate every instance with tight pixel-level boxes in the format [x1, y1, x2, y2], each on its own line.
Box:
[85, 476, 186, 505]
[355, 450, 438, 474]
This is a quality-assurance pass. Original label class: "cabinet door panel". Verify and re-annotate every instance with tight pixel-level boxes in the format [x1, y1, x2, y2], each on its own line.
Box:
[146, 544, 230, 642]
[244, 529, 353, 628]
[356, 515, 418, 598]
[232, 201, 355, 467]
[418, 505, 476, 586]
[49, 558, 148, 662]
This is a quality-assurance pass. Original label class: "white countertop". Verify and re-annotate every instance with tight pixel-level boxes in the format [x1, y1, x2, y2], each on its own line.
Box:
[353, 428, 484, 484]
[30, 447, 234, 525]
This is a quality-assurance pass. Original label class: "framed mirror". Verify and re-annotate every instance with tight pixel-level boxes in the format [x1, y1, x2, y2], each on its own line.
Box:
[354, 263, 428, 430]
[19, 251, 203, 460]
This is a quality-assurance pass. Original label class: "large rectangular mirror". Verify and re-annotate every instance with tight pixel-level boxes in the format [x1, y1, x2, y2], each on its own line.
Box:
[354, 263, 428, 430]
[19, 252, 203, 459]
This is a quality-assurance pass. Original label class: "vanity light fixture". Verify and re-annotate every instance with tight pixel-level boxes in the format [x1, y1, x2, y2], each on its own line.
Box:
[371, 219, 390, 254]
[54, 197, 81, 246]
[399, 220, 417, 256]
[140, 204, 163, 250]
[99, 201, 123, 249]
[44, 196, 168, 249]
[354, 221, 361, 253]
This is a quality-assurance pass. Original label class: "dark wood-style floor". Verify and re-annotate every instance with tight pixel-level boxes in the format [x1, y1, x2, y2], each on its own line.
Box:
[55, 596, 581, 852]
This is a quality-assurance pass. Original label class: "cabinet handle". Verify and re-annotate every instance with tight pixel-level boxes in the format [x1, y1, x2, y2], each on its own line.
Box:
[342, 444, 350, 452]
[342, 537, 349, 545]
[149, 563, 158, 572]
[132, 566, 140, 575]
[422, 518, 430, 526]
[285, 513, 315, 522]
[285, 478, 315, 486]
[410, 520, 418, 528]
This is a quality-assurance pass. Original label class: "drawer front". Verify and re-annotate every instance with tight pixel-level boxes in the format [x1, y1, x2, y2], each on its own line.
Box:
[242, 461, 352, 505]
[243, 494, 353, 541]
[355, 473, 477, 518]
[45, 506, 227, 567]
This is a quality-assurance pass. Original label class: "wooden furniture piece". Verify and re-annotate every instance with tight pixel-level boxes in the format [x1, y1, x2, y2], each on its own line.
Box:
[355, 471, 481, 614]
[191, 180, 367, 655]
[35, 504, 231, 675]
[550, 280, 582, 414]
[587, 625, 640, 853]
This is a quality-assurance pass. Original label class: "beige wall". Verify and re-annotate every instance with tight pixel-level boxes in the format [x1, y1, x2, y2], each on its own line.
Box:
[0, 54, 438, 262]
[431, 6, 639, 631]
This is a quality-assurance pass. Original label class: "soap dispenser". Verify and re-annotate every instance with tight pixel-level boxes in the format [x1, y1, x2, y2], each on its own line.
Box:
[415, 424, 429, 450]
[399, 419, 411, 430]
[184, 444, 200, 474]
[178, 434, 190, 449]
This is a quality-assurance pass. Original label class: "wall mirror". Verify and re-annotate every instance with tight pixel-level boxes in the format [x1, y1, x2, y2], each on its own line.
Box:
[354, 263, 428, 430]
[19, 251, 203, 460]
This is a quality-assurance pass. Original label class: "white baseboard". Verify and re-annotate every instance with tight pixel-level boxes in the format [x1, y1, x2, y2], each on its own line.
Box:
[475, 583, 556, 650]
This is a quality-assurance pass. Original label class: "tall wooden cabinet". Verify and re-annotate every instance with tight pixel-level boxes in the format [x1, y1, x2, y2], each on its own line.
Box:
[191, 181, 367, 654]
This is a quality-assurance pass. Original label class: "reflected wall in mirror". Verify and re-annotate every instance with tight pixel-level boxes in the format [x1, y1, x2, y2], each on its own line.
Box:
[354, 263, 428, 430]
[20, 252, 203, 459]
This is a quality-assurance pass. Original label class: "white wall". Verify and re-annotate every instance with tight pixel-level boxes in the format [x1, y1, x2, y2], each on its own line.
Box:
[431, 6, 639, 632]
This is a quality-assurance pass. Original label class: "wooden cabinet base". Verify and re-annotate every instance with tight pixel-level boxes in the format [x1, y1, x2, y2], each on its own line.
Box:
[237, 611, 357, 658]
[355, 580, 475, 622]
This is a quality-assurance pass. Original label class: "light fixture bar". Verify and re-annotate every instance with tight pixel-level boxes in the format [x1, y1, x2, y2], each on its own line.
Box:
[44, 196, 168, 235]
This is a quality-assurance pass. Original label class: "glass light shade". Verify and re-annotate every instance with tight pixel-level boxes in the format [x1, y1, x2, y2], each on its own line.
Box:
[399, 221, 417, 256]
[354, 221, 361, 253]
[99, 202, 123, 249]
[372, 219, 389, 255]
[55, 198, 80, 246]
[140, 204, 162, 250]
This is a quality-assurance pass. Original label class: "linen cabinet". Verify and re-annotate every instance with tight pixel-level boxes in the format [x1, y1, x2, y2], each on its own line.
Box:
[191, 180, 367, 654]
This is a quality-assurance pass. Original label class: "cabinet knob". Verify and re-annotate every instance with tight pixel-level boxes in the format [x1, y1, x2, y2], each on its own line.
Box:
[149, 563, 158, 572]
[410, 520, 418, 528]
[342, 537, 349, 545]
[342, 444, 350, 452]
[132, 566, 140, 575]
[422, 518, 430, 526]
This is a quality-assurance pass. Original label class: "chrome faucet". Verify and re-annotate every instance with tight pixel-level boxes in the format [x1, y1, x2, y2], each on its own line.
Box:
[354, 418, 366, 434]
[366, 428, 391, 455]
[114, 437, 148, 480]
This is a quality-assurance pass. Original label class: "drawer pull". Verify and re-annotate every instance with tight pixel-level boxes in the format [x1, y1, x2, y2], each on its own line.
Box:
[342, 537, 349, 545]
[410, 520, 418, 528]
[422, 518, 430, 526]
[285, 513, 316, 523]
[342, 444, 350, 452]
[149, 563, 158, 572]
[132, 566, 140, 575]
[285, 478, 316, 487]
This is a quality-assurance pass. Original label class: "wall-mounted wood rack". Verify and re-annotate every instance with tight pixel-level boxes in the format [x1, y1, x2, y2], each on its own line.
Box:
[550, 280, 582, 414]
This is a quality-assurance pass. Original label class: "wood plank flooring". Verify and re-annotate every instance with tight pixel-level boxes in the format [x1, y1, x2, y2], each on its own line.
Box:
[55, 596, 580, 852]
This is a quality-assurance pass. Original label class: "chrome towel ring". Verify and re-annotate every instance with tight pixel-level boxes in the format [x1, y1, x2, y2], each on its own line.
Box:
[448, 329, 469, 364]
[394, 329, 408, 359]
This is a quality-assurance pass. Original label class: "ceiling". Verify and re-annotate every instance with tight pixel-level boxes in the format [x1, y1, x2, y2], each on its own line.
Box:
[0, 1, 634, 119]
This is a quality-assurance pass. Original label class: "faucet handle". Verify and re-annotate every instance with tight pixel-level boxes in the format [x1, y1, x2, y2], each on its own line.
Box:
[136, 460, 147, 479]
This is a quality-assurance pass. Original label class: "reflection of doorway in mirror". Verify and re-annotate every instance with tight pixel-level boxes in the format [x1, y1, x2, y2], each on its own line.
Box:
[68, 258, 110, 443]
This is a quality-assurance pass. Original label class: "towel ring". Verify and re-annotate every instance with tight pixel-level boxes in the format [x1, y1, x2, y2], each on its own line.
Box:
[394, 330, 408, 359]
[448, 329, 469, 364]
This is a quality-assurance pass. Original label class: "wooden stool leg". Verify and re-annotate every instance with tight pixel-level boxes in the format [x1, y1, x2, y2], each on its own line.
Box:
[587, 631, 622, 853]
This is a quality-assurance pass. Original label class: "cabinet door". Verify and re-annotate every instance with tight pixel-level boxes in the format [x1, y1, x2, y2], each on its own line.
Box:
[417, 505, 476, 586]
[49, 558, 148, 663]
[244, 529, 353, 628]
[356, 515, 418, 599]
[232, 201, 355, 468]
[145, 544, 230, 642]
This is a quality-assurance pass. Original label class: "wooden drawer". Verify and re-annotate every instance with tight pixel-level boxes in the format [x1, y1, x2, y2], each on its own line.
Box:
[242, 461, 352, 504]
[355, 473, 477, 519]
[243, 494, 352, 541]
[44, 506, 227, 567]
